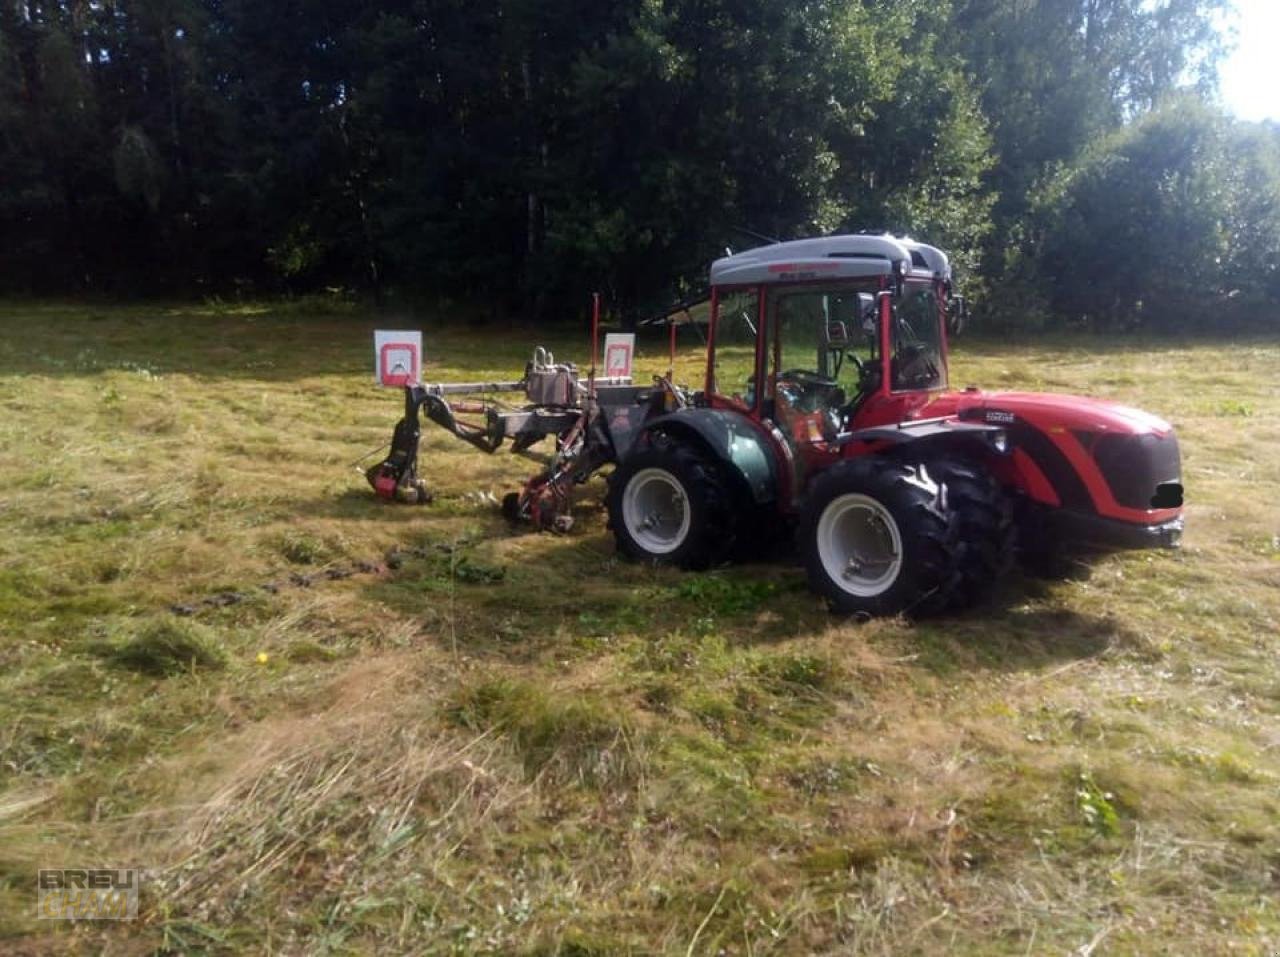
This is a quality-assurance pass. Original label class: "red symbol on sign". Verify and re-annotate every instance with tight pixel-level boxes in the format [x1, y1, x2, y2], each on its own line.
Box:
[605, 343, 632, 378]
[380, 343, 418, 386]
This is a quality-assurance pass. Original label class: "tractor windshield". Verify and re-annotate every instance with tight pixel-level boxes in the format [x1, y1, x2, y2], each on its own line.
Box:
[891, 283, 947, 391]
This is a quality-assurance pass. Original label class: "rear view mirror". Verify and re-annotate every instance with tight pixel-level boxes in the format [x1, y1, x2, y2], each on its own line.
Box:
[947, 295, 968, 336]
[855, 292, 876, 335]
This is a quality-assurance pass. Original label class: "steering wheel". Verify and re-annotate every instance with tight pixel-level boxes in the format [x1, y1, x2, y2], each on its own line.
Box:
[778, 368, 838, 389]
[777, 368, 845, 416]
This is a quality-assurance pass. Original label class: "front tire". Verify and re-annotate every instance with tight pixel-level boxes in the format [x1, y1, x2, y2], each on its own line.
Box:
[801, 459, 961, 618]
[930, 459, 1015, 609]
[606, 434, 737, 569]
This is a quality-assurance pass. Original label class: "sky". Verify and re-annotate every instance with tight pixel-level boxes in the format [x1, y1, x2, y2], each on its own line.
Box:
[1218, 0, 1280, 123]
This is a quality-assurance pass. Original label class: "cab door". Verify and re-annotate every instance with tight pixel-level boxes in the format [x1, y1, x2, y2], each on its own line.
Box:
[766, 282, 879, 477]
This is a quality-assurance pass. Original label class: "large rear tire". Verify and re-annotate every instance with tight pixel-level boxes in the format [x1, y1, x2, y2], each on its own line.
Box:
[931, 459, 1015, 609]
[801, 459, 961, 618]
[606, 434, 737, 570]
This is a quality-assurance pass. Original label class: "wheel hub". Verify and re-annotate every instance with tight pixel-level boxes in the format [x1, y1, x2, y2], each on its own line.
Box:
[621, 468, 692, 555]
[818, 493, 904, 597]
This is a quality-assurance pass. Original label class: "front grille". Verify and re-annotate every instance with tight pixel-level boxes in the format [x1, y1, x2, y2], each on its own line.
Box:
[1091, 432, 1182, 510]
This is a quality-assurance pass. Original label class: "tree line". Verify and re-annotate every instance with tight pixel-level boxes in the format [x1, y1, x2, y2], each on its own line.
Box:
[1, 0, 1277, 330]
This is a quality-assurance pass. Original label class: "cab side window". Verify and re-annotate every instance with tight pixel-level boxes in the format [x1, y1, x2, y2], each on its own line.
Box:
[711, 288, 761, 405]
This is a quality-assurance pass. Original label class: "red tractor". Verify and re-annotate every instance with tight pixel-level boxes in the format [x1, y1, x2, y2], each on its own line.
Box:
[369, 233, 1184, 616]
[605, 234, 1184, 616]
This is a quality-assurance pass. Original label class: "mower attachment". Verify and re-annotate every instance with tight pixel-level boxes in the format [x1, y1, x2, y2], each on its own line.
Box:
[366, 346, 662, 529]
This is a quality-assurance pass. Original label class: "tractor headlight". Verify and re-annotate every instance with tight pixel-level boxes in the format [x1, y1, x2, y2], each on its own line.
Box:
[988, 429, 1010, 455]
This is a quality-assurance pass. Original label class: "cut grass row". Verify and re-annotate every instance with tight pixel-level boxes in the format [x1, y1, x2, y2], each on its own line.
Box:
[0, 302, 1277, 953]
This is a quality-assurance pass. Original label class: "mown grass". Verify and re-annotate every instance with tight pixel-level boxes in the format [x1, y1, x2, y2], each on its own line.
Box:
[0, 300, 1278, 954]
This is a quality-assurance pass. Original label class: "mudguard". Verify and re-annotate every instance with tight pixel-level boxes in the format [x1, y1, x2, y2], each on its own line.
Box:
[632, 409, 778, 505]
[836, 417, 1008, 453]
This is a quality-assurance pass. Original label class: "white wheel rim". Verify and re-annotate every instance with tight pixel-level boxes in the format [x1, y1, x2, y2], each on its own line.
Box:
[817, 493, 904, 597]
[621, 468, 691, 555]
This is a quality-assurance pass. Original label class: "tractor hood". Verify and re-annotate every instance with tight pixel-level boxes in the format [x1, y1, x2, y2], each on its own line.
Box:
[952, 390, 1174, 437]
[935, 388, 1183, 524]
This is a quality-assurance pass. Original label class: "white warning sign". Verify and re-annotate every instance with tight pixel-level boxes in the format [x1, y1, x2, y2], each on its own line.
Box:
[374, 330, 422, 387]
[603, 333, 635, 380]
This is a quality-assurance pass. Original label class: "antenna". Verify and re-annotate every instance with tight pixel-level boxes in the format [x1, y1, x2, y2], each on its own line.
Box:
[728, 225, 782, 246]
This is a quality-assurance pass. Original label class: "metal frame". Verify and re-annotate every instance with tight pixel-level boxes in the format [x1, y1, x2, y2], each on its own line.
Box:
[366, 294, 688, 528]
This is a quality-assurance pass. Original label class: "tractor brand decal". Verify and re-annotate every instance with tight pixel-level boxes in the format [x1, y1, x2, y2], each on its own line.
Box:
[603, 333, 635, 379]
[984, 409, 1015, 424]
[766, 261, 841, 272]
[374, 330, 423, 387]
[766, 261, 842, 282]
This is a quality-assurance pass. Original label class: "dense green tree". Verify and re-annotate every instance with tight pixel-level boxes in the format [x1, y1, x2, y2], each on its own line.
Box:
[1221, 121, 1280, 319]
[949, 0, 1227, 202]
[834, 1, 995, 286]
[0, 0, 1270, 333]
[1028, 98, 1229, 329]
[947, 0, 1230, 300]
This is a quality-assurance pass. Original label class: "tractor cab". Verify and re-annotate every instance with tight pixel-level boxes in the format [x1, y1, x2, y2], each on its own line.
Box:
[705, 235, 961, 481]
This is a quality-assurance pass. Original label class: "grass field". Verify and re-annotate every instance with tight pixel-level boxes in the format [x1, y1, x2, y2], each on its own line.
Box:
[1, 301, 1278, 955]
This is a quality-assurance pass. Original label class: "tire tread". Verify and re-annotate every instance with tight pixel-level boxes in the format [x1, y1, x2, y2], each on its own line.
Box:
[800, 458, 963, 618]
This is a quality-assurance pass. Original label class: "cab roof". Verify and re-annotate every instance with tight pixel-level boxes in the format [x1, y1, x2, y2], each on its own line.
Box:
[709, 234, 950, 287]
